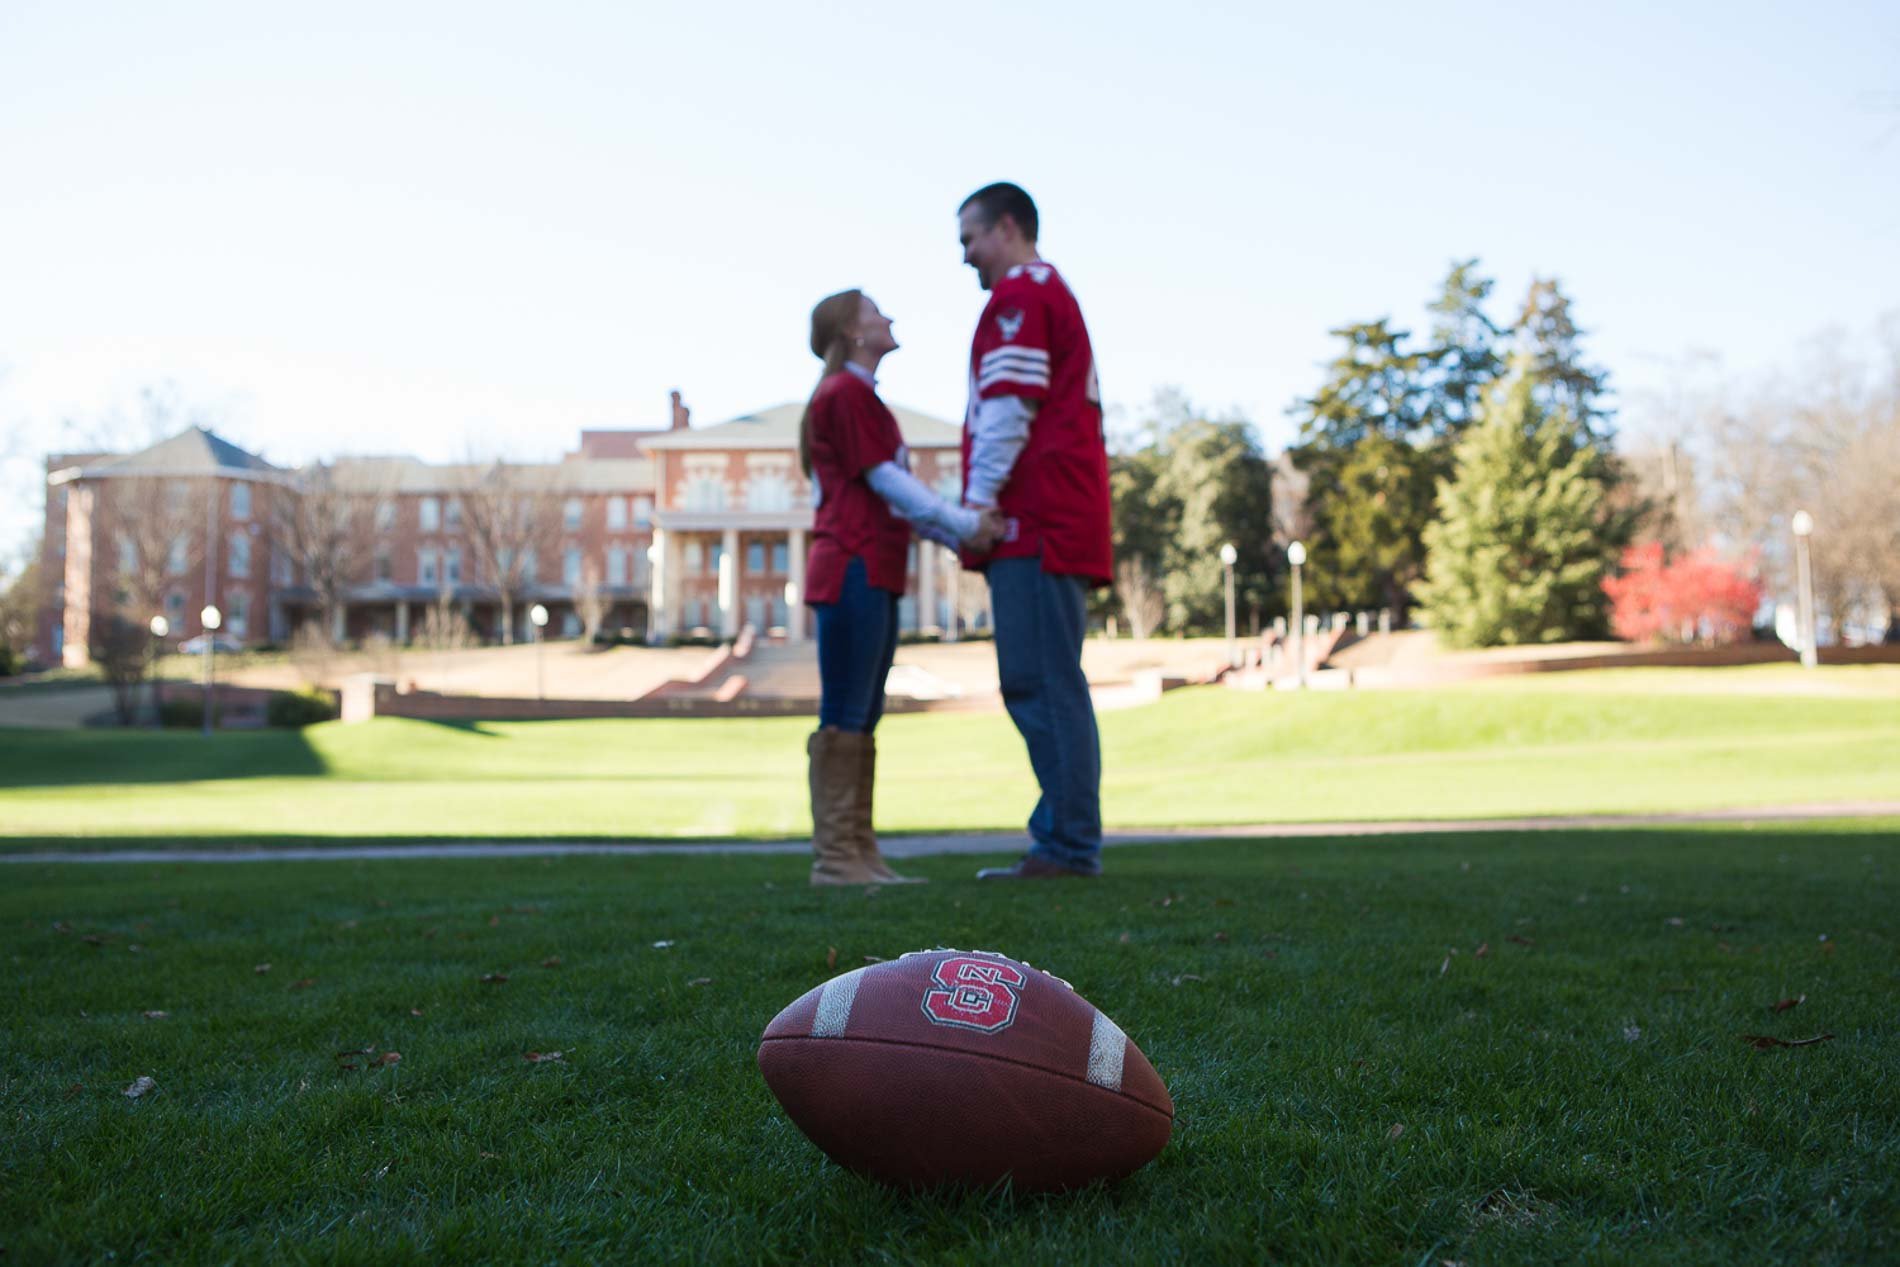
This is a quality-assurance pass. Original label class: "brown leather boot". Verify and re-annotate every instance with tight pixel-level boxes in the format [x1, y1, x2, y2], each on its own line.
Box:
[855, 734, 924, 885]
[809, 729, 879, 886]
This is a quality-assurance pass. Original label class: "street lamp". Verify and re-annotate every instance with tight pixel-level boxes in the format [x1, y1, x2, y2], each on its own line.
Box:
[148, 615, 169, 727]
[200, 604, 221, 735]
[1219, 542, 1239, 668]
[1791, 510, 1817, 670]
[1286, 541, 1307, 689]
[529, 602, 550, 700]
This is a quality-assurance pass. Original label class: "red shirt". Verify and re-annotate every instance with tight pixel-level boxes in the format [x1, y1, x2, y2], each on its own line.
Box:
[961, 261, 1113, 586]
[805, 370, 910, 604]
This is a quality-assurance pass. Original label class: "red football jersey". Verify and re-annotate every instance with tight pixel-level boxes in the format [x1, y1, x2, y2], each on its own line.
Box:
[804, 371, 910, 604]
[961, 261, 1112, 585]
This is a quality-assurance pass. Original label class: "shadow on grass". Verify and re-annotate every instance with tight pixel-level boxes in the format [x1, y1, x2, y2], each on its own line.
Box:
[0, 727, 329, 788]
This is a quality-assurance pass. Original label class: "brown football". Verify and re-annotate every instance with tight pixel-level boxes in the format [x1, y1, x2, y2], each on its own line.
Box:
[757, 948, 1173, 1192]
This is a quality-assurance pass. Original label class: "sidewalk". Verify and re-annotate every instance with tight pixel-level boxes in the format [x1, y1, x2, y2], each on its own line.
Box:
[4, 801, 1895, 865]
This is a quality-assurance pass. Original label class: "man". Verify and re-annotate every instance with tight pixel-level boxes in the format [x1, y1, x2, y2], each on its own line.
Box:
[956, 182, 1112, 879]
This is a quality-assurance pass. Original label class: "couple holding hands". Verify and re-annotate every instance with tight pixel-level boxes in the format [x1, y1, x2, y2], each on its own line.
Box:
[799, 182, 1113, 887]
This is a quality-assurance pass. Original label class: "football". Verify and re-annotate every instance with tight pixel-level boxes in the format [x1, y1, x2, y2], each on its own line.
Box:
[757, 948, 1172, 1192]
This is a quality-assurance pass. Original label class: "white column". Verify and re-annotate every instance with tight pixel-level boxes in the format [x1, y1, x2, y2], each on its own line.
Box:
[941, 545, 960, 642]
[395, 601, 410, 645]
[916, 537, 936, 634]
[332, 602, 347, 645]
[787, 527, 807, 644]
[719, 527, 740, 637]
[647, 529, 669, 642]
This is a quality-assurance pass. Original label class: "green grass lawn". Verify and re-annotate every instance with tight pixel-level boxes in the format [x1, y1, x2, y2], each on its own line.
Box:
[3, 675, 1898, 843]
[3, 826, 1895, 1264]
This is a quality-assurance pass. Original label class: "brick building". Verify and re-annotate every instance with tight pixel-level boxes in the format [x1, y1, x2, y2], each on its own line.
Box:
[38, 393, 972, 666]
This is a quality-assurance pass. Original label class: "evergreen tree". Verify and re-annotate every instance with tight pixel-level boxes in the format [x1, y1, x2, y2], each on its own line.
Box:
[1424, 258, 1503, 436]
[1513, 277, 1612, 441]
[1415, 369, 1615, 647]
[1153, 418, 1275, 632]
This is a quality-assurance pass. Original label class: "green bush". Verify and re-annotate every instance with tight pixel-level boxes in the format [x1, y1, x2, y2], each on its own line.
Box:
[266, 688, 336, 728]
[0, 644, 16, 676]
[159, 697, 223, 728]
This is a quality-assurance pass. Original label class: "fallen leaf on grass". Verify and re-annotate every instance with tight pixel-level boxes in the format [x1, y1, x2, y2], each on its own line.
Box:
[127, 944, 145, 954]
[826, 946, 837, 970]
[524, 1050, 564, 1063]
[1664, 917, 1685, 927]
[1770, 995, 1807, 1013]
[1170, 974, 1203, 987]
[123, 1076, 156, 1099]
[141, 1010, 169, 1020]
[289, 978, 316, 991]
[1213, 931, 1230, 943]
[687, 977, 713, 987]
[1622, 1025, 1642, 1043]
[1742, 1033, 1836, 1050]
[1508, 935, 1535, 947]
[1439, 955, 1452, 976]
[1386, 1123, 1405, 1140]
[1474, 943, 1489, 959]
[480, 1151, 500, 1159]
[1117, 932, 1131, 945]
[540, 956, 563, 969]
[253, 963, 272, 974]
[53, 920, 73, 934]
[64, 1081, 85, 1099]
[410, 1008, 424, 1017]
[82, 934, 103, 946]
[652, 940, 675, 950]
[480, 973, 509, 985]
[488, 915, 501, 928]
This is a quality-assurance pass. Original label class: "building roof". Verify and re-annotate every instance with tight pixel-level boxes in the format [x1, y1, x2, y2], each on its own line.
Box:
[85, 427, 281, 479]
[325, 456, 654, 494]
[638, 400, 961, 451]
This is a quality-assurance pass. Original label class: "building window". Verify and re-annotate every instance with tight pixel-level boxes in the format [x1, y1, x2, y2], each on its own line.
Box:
[419, 497, 440, 531]
[271, 550, 291, 585]
[564, 498, 583, 530]
[166, 481, 189, 513]
[773, 595, 789, 629]
[633, 548, 650, 587]
[228, 592, 250, 637]
[772, 542, 789, 573]
[747, 473, 792, 512]
[445, 498, 463, 529]
[683, 474, 726, 512]
[231, 481, 251, 520]
[746, 541, 765, 573]
[633, 496, 653, 527]
[375, 549, 392, 582]
[561, 611, 580, 639]
[606, 547, 627, 586]
[563, 548, 582, 586]
[745, 595, 765, 630]
[709, 542, 724, 577]
[520, 548, 537, 583]
[607, 497, 627, 531]
[229, 533, 251, 579]
[419, 549, 438, 588]
[167, 535, 189, 576]
[118, 535, 137, 576]
[683, 541, 703, 575]
[375, 499, 396, 531]
[445, 549, 462, 584]
[166, 592, 185, 621]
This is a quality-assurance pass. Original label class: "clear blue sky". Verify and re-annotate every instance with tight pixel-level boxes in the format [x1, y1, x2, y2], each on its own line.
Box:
[3, 0, 1896, 566]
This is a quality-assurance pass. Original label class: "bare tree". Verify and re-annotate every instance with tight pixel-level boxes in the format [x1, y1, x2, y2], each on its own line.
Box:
[1114, 557, 1166, 640]
[574, 558, 608, 644]
[418, 581, 475, 655]
[458, 460, 562, 645]
[269, 462, 380, 644]
[0, 540, 41, 670]
[94, 613, 153, 724]
[98, 476, 207, 624]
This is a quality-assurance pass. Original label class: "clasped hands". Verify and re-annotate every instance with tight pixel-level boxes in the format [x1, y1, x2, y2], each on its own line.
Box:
[964, 502, 1007, 552]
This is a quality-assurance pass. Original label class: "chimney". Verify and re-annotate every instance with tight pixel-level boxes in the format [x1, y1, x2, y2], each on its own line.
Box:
[670, 390, 691, 432]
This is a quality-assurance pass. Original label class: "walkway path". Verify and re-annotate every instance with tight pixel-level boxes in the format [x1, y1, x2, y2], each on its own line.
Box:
[4, 801, 1895, 865]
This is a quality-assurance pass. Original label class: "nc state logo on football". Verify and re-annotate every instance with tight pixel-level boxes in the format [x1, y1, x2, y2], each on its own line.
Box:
[757, 947, 1173, 1191]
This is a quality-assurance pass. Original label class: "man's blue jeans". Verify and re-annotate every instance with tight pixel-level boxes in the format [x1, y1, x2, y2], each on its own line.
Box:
[988, 557, 1102, 873]
[814, 557, 899, 734]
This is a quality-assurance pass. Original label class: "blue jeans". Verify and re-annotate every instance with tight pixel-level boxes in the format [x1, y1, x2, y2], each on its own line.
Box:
[988, 557, 1102, 872]
[814, 557, 900, 734]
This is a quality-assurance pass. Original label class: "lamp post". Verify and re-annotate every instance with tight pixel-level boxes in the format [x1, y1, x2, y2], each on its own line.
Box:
[199, 604, 221, 735]
[1286, 540, 1307, 689]
[1219, 542, 1239, 668]
[148, 615, 169, 727]
[1791, 510, 1817, 670]
[530, 603, 549, 700]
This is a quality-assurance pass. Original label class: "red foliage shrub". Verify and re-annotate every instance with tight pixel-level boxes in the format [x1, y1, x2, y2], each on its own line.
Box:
[1603, 543, 1763, 644]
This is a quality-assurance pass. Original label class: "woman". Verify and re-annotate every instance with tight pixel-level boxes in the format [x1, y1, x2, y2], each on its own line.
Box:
[799, 289, 1001, 885]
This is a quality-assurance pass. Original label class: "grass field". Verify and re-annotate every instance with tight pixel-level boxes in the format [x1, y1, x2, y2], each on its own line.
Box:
[3, 673, 1899, 843]
[4, 826, 1895, 1264]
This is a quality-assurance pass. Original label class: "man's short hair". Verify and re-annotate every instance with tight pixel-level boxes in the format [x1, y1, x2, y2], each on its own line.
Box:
[960, 182, 1039, 243]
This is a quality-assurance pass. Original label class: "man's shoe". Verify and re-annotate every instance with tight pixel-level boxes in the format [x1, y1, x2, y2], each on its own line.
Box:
[975, 854, 1098, 880]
